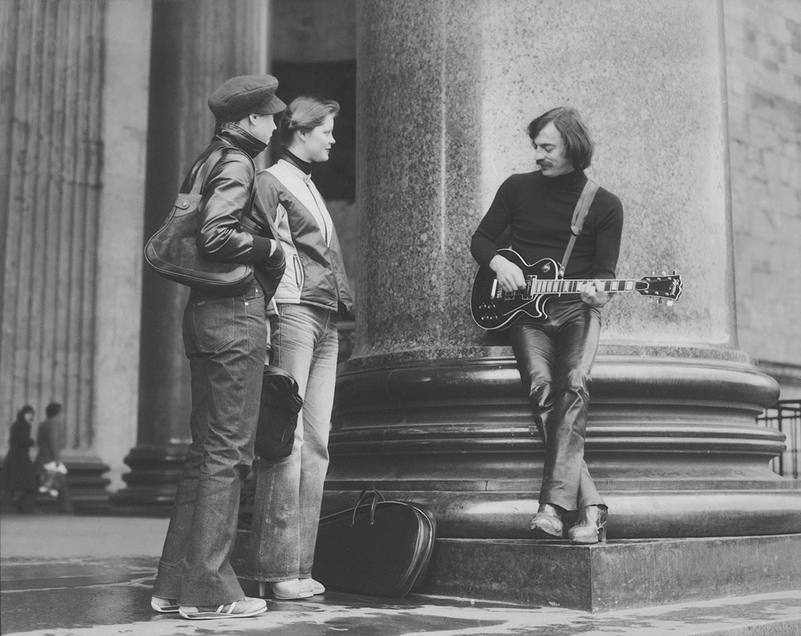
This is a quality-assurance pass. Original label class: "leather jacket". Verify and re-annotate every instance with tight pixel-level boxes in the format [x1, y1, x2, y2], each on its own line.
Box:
[253, 158, 353, 315]
[183, 123, 285, 290]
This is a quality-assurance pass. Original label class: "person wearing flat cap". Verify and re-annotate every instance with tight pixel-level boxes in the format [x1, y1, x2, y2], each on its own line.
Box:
[151, 74, 287, 621]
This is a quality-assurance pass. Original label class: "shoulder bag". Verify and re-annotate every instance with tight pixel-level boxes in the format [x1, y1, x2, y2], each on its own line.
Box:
[144, 148, 255, 295]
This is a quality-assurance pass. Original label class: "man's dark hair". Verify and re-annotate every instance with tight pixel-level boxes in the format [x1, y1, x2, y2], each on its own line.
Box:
[45, 402, 63, 418]
[527, 107, 594, 170]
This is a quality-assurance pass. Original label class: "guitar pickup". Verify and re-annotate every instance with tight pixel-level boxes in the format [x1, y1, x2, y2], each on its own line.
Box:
[524, 276, 535, 299]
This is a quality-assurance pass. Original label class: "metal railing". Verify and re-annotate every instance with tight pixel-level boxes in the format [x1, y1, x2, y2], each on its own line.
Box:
[757, 400, 801, 479]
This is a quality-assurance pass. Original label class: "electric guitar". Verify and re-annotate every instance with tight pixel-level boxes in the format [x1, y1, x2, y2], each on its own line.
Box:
[471, 248, 683, 331]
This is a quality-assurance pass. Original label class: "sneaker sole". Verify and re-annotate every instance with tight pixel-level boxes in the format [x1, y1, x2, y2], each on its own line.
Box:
[179, 606, 268, 620]
[273, 592, 313, 600]
[150, 600, 180, 613]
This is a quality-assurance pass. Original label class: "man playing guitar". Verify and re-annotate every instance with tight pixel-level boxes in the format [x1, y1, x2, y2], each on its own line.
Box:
[470, 107, 624, 544]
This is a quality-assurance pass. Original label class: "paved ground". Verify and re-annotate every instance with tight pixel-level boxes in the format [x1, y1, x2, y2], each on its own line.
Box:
[1, 514, 800, 636]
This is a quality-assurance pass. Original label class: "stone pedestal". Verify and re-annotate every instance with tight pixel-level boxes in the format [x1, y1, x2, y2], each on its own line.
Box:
[422, 534, 801, 611]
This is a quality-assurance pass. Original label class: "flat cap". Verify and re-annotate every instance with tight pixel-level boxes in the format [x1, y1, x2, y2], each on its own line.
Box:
[208, 74, 286, 122]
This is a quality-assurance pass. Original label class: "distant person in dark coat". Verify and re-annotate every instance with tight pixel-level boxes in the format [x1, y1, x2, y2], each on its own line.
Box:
[34, 402, 73, 514]
[1, 406, 39, 513]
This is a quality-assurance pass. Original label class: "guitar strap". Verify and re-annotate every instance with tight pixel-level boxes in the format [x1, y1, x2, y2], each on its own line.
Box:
[559, 178, 599, 278]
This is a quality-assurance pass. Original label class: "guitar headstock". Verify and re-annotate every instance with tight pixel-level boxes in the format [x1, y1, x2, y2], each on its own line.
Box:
[637, 271, 682, 303]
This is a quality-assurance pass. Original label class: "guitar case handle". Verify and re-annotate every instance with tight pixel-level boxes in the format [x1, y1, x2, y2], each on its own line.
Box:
[351, 489, 385, 526]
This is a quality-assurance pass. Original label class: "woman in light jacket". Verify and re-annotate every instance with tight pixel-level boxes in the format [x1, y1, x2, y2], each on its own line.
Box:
[248, 95, 353, 600]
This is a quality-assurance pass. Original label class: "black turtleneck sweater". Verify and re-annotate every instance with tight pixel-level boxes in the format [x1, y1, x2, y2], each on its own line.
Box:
[471, 169, 623, 280]
[282, 149, 313, 174]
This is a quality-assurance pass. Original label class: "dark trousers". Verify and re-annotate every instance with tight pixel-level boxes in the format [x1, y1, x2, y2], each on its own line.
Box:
[509, 299, 605, 511]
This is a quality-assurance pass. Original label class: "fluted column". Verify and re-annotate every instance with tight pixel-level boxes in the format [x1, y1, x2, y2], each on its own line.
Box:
[113, 0, 271, 511]
[325, 0, 799, 539]
[1, 0, 115, 508]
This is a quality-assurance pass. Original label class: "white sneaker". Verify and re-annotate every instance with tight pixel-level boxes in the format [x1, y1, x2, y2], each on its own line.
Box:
[300, 578, 326, 595]
[271, 579, 313, 600]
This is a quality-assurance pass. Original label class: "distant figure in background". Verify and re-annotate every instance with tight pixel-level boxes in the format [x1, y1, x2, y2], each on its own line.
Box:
[1, 406, 39, 513]
[34, 402, 73, 514]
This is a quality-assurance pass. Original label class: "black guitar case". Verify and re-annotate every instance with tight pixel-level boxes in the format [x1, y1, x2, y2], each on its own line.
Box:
[312, 489, 436, 597]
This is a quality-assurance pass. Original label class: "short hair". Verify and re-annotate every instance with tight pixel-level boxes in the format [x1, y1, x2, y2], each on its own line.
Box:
[45, 402, 63, 418]
[527, 107, 594, 170]
[276, 95, 340, 148]
[16, 405, 34, 421]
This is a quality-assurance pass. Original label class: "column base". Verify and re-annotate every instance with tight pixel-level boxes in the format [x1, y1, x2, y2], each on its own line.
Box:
[327, 352, 797, 538]
[109, 443, 187, 516]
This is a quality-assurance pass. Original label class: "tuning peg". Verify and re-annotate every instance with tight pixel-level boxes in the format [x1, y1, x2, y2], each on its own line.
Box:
[666, 300, 674, 307]
[657, 298, 663, 304]
[661, 270, 667, 276]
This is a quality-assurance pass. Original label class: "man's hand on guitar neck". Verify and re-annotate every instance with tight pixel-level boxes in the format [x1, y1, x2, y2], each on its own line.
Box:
[490, 254, 526, 293]
[580, 280, 613, 308]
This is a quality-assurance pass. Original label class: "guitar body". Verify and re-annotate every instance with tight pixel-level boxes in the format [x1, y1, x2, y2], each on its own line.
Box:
[471, 248, 682, 331]
[471, 250, 562, 331]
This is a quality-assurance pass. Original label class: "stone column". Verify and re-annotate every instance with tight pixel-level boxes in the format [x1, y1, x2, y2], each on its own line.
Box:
[326, 0, 800, 549]
[94, 0, 152, 495]
[1, 0, 118, 510]
[113, 0, 271, 512]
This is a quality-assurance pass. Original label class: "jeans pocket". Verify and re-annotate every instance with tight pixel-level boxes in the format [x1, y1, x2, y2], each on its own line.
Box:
[189, 297, 236, 354]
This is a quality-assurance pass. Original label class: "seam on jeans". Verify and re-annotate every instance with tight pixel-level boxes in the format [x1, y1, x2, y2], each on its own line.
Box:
[273, 305, 283, 367]
[256, 462, 297, 580]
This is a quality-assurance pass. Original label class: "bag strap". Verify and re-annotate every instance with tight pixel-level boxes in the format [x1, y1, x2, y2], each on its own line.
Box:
[184, 147, 226, 196]
[559, 178, 599, 278]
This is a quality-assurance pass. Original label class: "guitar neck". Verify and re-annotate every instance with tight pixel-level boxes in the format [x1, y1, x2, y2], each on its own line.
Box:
[529, 278, 642, 295]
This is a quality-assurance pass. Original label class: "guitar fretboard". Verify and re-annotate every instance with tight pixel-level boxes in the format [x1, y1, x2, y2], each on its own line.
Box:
[528, 278, 642, 295]
[492, 277, 644, 298]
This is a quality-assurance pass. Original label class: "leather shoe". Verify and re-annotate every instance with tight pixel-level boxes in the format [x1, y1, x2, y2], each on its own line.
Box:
[530, 503, 565, 538]
[568, 505, 608, 544]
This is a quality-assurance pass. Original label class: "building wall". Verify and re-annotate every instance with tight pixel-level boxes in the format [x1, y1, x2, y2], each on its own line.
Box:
[724, 0, 801, 398]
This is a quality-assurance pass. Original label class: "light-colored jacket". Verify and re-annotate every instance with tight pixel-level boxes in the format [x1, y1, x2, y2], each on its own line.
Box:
[254, 158, 352, 314]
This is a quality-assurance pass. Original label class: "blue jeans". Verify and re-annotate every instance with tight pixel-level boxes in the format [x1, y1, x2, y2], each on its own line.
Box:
[247, 303, 338, 582]
[153, 285, 268, 606]
[509, 298, 605, 511]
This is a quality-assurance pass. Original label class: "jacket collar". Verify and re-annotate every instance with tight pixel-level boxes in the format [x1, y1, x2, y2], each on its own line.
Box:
[215, 123, 267, 158]
[277, 157, 313, 183]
